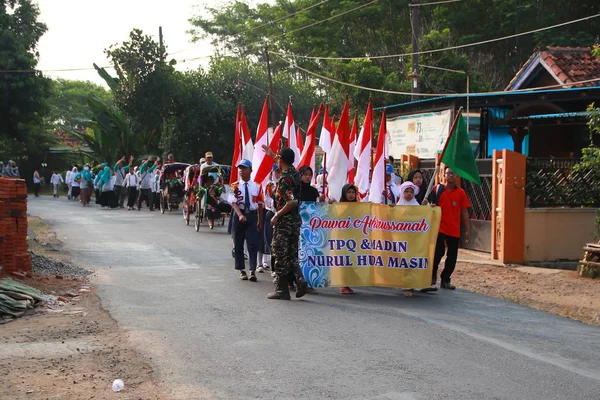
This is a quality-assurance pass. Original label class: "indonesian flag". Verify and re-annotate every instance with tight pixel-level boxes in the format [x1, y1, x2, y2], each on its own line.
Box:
[240, 107, 254, 162]
[283, 103, 301, 167]
[354, 103, 373, 199]
[348, 115, 358, 184]
[368, 111, 389, 204]
[318, 105, 333, 155]
[326, 100, 350, 202]
[298, 104, 324, 173]
[251, 99, 270, 187]
[296, 128, 304, 154]
[230, 105, 242, 183]
[269, 123, 282, 156]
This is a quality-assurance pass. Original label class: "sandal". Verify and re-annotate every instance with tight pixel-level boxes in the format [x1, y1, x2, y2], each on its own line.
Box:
[339, 287, 355, 295]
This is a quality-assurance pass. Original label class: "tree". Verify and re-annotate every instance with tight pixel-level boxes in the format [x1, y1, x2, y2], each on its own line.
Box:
[168, 56, 322, 163]
[47, 79, 113, 130]
[104, 29, 178, 153]
[62, 94, 139, 164]
[0, 0, 52, 160]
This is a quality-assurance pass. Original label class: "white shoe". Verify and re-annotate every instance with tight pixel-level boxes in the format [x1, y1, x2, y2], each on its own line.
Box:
[263, 262, 270, 270]
[271, 271, 277, 278]
[256, 266, 264, 273]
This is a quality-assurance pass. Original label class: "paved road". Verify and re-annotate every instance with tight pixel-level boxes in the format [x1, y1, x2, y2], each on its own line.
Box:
[29, 197, 600, 399]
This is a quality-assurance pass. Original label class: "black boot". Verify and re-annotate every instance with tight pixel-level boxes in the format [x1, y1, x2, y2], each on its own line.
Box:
[293, 267, 308, 298]
[295, 277, 308, 298]
[267, 275, 291, 300]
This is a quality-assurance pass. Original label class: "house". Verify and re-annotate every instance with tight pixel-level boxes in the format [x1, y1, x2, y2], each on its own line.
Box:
[382, 47, 600, 160]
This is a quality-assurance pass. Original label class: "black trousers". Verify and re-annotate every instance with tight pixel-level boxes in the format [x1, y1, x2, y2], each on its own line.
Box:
[127, 187, 137, 207]
[137, 188, 153, 210]
[114, 185, 126, 207]
[232, 210, 259, 272]
[432, 233, 460, 284]
[34, 183, 41, 196]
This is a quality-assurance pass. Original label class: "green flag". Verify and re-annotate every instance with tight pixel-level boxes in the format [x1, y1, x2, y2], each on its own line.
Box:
[441, 114, 481, 184]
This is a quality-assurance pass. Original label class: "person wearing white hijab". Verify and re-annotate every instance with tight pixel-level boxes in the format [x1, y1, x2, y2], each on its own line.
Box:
[397, 181, 420, 206]
[70, 167, 81, 199]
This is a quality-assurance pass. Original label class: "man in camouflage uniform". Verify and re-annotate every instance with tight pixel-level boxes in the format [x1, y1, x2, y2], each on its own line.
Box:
[265, 147, 308, 300]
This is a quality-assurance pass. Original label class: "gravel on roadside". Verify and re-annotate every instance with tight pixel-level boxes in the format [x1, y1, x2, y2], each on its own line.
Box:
[29, 251, 92, 277]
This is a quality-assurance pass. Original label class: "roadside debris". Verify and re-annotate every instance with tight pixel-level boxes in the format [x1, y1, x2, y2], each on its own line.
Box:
[30, 251, 91, 277]
[0, 278, 44, 320]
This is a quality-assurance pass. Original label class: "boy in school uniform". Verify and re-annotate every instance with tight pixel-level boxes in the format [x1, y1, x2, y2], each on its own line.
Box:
[228, 159, 264, 282]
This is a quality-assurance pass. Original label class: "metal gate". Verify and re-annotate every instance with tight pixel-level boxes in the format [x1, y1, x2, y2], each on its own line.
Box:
[419, 159, 493, 253]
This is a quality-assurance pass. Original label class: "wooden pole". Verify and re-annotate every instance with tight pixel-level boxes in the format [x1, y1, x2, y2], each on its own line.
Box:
[423, 106, 464, 201]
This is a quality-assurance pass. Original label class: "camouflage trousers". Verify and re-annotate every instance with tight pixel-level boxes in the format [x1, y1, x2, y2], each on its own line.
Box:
[271, 215, 304, 281]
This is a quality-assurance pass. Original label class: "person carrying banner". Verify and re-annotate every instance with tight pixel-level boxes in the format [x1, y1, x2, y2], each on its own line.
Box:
[228, 159, 264, 282]
[337, 183, 359, 295]
[427, 167, 471, 290]
[262, 147, 308, 300]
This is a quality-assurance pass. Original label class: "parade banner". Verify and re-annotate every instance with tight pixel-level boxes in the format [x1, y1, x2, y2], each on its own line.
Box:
[299, 203, 441, 289]
[387, 110, 451, 159]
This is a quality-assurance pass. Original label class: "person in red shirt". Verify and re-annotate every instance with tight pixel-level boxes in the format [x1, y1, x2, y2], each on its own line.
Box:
[429, 167, 471, 290]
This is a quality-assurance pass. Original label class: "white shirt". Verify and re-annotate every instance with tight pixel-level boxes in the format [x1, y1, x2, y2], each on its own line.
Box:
[114, 166, 126, 186]
[228, 180, 263, 211]
[382, 182, 400, 205]
[139, 167, 154, 190]
[65, 170, 73, 184]
[125, 173, 138, 188]
[50, 173, 64, 185]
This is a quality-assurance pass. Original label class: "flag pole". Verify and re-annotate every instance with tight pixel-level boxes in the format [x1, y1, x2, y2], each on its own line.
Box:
[423, 106, 464, 201]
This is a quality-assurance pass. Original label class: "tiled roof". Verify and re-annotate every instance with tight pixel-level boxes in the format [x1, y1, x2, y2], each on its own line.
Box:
[506, 46, 600, 91]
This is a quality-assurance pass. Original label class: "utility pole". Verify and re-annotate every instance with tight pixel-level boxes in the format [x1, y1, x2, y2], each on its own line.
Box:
[409, 0, 420, 101]
[159, 26, 168, 159]
[264, 46, 277, 132]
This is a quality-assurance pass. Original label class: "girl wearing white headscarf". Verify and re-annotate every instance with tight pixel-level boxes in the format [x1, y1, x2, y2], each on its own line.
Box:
[397, 181, 421, 297]
[71, 167, 81, 199]
[397, 181, 420, 206]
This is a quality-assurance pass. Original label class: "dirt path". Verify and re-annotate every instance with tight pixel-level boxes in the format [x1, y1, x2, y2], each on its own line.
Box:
[454, 252, 600, 327]
[0, 217, 165, 399]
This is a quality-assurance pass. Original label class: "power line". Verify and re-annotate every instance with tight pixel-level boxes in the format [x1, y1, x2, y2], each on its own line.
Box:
[410, 0, 462, 6]
[275, 52, 600, 97]
[0, 53, 220, 74]
[170, 0, 332, 56]
[272, 13, 600, 61]
[276, 0, 380, 38]
[233, 0, 331, 38]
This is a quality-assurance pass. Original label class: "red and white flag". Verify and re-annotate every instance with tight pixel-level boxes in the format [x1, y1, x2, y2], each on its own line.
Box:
[230, 105, 242, 183]
[326, 100, 350, 202]
[354, 103, 373, 199]
[318, 105, 333, 156]
[348, 115, 358, 184]
[240, 107, 254, 162]
[368, 111, 389, 204]
[298, 105, 323, 173]
[283, 103, 301, 167]
[296, 128, 304, 154]
[251, 99, 271, 187]
[269, 123, 282, 156]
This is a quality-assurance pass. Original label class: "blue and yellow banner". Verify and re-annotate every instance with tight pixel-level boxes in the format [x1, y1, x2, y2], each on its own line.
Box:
[299, 203, 441, 289]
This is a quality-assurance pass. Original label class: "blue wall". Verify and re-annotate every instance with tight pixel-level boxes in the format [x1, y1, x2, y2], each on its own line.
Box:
[487, 127, 529, 157]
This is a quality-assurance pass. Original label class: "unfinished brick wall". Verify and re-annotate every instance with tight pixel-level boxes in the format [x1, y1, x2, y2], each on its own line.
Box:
[0, 178, 31, 277]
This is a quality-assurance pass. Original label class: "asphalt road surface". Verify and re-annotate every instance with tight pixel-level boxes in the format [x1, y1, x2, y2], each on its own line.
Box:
[29, 197, 600, 399]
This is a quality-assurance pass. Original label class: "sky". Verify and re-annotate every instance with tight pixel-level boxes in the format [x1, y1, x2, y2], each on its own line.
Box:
[34, 0, 253, 84]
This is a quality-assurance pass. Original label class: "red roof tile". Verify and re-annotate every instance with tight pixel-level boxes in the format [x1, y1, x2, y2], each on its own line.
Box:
[506, 46, 600, 90]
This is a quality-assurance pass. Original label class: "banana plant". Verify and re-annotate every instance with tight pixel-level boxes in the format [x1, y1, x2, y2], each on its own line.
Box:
[61, 94, 141, 164]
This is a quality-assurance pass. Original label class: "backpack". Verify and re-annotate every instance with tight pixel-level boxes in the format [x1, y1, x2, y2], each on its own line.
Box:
[427, 184, 445, 205]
